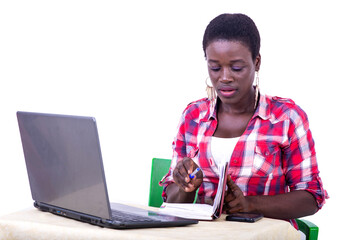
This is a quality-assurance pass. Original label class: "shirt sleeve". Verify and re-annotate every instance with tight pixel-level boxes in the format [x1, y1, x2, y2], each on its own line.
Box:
[159, 99, 206, 201]
[159, 107, 189, 201]
[282, 105, 329, 209]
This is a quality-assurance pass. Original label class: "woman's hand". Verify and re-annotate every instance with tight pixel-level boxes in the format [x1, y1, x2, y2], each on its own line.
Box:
[173, 157, 203, 193]
[165, 157, 203, 203]
[223, 175, 251, 213]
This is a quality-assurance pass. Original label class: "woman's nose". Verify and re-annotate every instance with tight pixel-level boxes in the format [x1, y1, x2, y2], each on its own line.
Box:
[220, 68, 233, 82]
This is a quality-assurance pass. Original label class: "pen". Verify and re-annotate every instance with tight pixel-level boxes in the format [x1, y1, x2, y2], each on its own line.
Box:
[189, 167, 200, 179]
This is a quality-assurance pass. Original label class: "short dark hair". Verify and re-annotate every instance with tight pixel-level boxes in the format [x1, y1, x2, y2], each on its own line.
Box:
[202, 13, 261, 61]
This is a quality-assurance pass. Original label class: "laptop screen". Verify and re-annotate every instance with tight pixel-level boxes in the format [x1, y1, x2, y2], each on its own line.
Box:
[17, 112, 112, 219]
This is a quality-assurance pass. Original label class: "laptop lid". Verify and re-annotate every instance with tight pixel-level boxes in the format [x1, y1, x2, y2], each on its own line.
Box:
[17, 111, 112, 219]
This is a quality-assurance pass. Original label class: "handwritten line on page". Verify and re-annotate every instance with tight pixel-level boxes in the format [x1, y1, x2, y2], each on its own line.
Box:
[160, 162, 229, 220]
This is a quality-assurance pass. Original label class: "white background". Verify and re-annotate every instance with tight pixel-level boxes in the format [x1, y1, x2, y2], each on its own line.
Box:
[0, 0, 358, 239]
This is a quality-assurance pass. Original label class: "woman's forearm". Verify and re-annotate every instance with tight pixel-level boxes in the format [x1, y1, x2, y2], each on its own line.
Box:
[245, 190, 318, 219]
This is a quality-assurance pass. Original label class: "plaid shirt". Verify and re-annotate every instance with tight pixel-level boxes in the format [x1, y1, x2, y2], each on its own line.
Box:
[161, 93, 328, 226]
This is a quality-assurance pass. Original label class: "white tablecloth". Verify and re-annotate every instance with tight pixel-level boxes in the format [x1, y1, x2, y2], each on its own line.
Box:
[0, 207, 300, 240]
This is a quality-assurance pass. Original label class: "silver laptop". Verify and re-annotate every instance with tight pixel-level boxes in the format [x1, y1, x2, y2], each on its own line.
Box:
[16, 111, 197, 229]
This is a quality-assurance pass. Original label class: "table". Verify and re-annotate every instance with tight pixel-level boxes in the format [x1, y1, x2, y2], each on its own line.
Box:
[0, 206, 300, 240]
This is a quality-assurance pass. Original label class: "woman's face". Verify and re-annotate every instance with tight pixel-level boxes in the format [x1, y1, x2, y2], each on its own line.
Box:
[205, 40, 260, 106]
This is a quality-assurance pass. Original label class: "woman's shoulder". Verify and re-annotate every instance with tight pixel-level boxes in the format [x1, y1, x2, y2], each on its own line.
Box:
[267, 95, 296, 111]
[181, 97, 212, 119]
[264, 94, 308, 122]
[186, 97, 211, 108]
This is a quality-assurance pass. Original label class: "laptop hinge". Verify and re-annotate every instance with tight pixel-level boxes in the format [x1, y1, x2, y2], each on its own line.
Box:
[34, 201, 106, 225]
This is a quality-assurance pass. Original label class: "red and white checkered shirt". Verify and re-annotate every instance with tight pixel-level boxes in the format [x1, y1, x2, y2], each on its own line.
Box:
[161, 93, 328, 226]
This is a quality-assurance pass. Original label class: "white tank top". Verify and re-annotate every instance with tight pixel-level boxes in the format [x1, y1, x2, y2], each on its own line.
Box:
[210, 136, 240, 166]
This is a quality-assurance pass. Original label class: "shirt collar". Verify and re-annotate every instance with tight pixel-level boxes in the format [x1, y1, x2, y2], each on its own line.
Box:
[255, 92, 271, 120]
[207, 91, 271, 121]
[208, 97, 217, 120]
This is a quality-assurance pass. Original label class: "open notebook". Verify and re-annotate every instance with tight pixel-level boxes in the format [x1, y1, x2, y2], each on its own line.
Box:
[159, 162, 229, 220]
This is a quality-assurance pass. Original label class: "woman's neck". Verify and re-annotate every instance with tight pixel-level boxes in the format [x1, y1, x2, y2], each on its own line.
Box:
[218, 88, 256, 115]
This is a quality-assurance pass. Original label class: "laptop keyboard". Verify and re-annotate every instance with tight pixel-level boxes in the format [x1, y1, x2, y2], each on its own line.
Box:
[111, 210, 161, 222]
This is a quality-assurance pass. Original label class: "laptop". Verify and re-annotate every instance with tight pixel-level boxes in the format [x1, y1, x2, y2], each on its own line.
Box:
[16, 111, 198, 229]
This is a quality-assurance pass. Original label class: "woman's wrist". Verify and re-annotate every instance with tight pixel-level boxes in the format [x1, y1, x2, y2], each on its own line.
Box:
[165, 183, 196, 203]
[244, 195, 259, 213]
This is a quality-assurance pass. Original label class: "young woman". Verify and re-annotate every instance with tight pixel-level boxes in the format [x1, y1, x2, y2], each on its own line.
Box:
[160, 13, 328, 228]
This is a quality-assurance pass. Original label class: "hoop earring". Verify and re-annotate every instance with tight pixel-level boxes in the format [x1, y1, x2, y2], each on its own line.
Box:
[205, 77, 216, 101]
[254, 71, 259, 109]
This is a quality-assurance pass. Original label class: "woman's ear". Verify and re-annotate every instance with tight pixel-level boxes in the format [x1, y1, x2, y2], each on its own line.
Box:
[255, 54, 261, 71]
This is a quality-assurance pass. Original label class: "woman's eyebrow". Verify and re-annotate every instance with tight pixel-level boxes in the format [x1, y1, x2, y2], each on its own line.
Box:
[207, 59, 246, 63]
[230, 59, 246, 64]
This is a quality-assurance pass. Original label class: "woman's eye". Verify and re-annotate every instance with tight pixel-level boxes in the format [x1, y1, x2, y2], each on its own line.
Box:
[210, 67, 221, 72]
[232, 66, 243, 72]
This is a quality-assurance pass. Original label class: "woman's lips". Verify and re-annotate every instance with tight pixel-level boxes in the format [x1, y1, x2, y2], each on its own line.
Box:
[219, 87, 237, 97]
